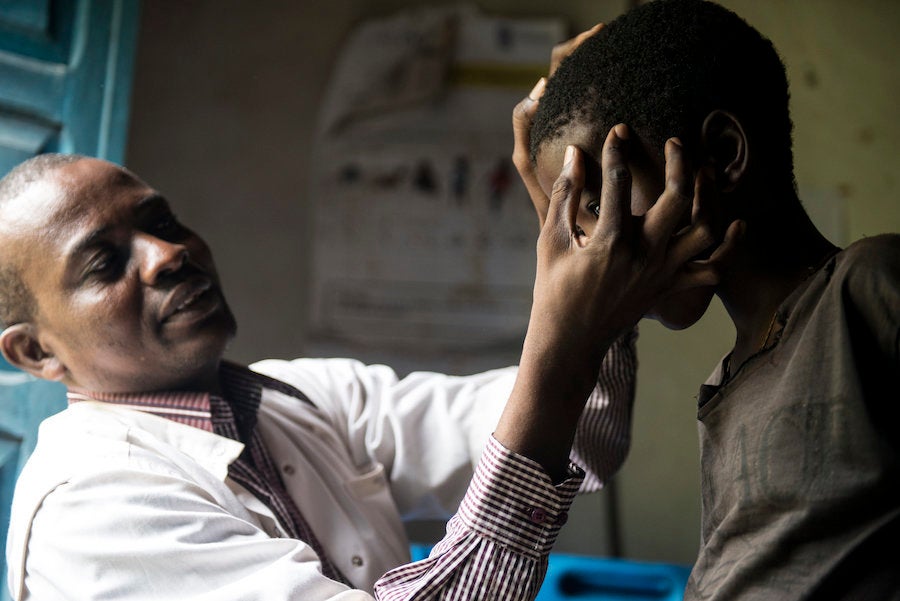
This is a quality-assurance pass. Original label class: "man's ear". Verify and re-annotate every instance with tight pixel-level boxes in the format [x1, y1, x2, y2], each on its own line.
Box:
[0, 323, 66, 381]
[701, 110, 749, 192]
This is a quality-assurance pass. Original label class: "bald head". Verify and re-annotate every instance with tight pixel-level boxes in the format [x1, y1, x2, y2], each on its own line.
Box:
[0, 153, 88, 328]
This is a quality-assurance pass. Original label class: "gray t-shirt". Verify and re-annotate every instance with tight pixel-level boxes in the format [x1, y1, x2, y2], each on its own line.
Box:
[686, 234, 900, 601]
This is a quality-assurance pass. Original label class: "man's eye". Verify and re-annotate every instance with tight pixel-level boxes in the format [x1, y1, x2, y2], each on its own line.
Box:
[587, 201, 600, 218]
[85, 252, 121, 280]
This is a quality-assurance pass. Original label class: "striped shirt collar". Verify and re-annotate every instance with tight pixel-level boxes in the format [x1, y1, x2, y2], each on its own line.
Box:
[65, 361, 279, 442]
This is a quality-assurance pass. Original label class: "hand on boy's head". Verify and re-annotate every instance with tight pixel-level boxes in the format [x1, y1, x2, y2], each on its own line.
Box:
[525, 124, 744, 367]
[512, 78, 550, 227]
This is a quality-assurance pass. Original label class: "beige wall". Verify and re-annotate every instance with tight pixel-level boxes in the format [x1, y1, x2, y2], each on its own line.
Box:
[125, 0, 900, 565]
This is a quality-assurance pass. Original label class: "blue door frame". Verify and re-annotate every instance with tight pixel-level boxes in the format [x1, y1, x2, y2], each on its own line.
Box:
[0, 1, 141, 598]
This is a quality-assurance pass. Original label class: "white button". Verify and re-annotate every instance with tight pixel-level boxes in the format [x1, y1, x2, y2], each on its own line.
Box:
[351, 555, 364, 567]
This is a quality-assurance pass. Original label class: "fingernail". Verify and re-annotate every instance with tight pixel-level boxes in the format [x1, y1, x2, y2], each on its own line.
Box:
[669, 137, 682, 148]
[528, 77, 546, 101]
[564, 145, 576, 166]
[614, 123, 629, 139]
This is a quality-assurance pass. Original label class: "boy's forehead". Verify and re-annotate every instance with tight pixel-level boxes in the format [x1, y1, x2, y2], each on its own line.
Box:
[537, 124, 603, 165]
[534, 125, 602, 189]
[535, 138, 568, 189]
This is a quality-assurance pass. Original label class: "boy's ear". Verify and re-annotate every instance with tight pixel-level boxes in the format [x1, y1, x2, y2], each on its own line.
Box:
[701, 110, 749, 192]
[0, 323, 66, 381]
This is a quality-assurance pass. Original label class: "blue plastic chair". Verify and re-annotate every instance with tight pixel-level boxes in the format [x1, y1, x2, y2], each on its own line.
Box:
[537, 553, 690, 601]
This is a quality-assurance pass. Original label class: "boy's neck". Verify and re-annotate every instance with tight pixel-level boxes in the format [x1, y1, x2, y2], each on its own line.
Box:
[718, 201, 839, 371]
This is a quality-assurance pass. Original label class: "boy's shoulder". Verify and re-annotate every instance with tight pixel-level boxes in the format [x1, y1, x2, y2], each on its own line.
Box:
[842, 232, 900, 258]
[831, 233, 900, 281]
[823, 234, 900, 324]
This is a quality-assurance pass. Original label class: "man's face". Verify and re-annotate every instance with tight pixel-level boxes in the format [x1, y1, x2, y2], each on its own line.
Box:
[1, 158, 236, 392]
[534, 125, 715, 330]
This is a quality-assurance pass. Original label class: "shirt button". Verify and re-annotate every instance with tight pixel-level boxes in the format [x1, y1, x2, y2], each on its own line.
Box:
[282, 464, 295, 476]
[557, 510, 569, 526]
[529, 508, 548, 524]
[351, 555, 364, 567]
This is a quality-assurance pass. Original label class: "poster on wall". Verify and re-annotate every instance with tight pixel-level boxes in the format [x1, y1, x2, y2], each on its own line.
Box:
[306, 4, 567, 375]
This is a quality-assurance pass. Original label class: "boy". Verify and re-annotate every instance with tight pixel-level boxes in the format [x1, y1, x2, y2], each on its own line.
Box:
[516, 0, 900, 598]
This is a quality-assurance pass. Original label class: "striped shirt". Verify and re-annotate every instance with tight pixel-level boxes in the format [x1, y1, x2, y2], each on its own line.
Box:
[375, 329, 636, 599]
[56, 330, 636, 599]
[375, 438, 583, 600]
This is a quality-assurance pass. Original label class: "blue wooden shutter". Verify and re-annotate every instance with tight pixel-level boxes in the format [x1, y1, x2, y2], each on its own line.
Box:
[0, 1, 141, 597]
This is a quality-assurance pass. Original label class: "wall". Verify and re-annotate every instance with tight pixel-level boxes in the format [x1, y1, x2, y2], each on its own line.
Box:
[125, 0, 900, 565]
[125, 0, 626, 367]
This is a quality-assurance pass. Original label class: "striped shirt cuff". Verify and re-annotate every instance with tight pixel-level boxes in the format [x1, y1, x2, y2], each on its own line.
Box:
[456, 435, 584, 559]
[373, 437, 584, 599]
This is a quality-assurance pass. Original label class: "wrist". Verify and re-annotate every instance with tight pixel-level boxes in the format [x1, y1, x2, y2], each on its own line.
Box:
[518, 327, 611, 402]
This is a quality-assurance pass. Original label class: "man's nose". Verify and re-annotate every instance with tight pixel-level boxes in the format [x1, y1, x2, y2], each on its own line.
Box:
[136, 233, 189, 285]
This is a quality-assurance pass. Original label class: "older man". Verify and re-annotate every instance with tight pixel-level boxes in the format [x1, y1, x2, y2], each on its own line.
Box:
[514, 0, 900, 598]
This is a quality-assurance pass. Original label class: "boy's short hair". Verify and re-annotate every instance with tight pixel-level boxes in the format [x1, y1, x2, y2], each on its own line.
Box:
[531, 0, 795, 191]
